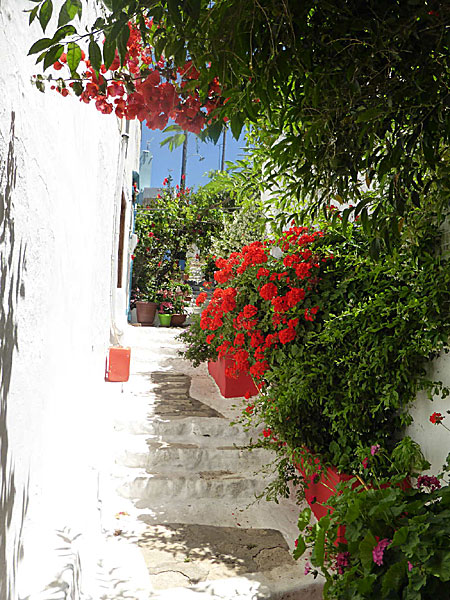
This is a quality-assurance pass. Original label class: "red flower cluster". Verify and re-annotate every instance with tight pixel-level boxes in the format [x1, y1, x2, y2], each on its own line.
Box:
[196, 292, 208, 306]
[199, 225, 331, 386]
[51, 21, 225, 134]
[200, 287, 236, 331]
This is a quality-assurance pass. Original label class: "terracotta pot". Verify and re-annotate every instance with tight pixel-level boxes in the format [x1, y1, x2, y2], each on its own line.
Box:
[171, 314, 187, 326]
[208, 356, 258, 398]
[159, 313, 172, 327]
[135, 301, 157, 326]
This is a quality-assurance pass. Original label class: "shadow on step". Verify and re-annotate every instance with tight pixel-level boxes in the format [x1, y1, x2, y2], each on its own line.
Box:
[136, 372, 224, 419]
[136, 521, 295, 588]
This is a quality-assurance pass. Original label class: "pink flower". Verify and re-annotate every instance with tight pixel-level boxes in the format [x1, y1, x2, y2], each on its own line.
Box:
[304, 560, 311, 575]
[408, 561, 413, 572]
[372, 539, 391, 566]
[370, 444, 381, 456]
[336, 551, 350, 574]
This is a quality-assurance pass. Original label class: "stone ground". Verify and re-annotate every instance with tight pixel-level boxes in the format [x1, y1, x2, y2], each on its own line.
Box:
[96, 325, 323, 599]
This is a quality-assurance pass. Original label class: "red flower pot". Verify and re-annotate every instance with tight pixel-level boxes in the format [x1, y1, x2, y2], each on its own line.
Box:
[208, 356, 258, 398]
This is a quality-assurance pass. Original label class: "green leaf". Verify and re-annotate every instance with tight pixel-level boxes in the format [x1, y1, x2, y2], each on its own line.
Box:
[29, 4, 40, 25]
[160, 135, 174, 148]
[35, 50, 48, 64]
[174, 133, 186, 148]
[117, 23, 130, 65]
[313, 527, 325, 567]
[89, 39, 102, 71]
[369, 237, 381, 260]
[391, 526, 408, 548]
[58, 0, 82, 27]
[230, 115, 244, 140]
[361, 207, 370, 234]
[345, 498, 361, 524]
[39, 0, 53, 33]
[357, 574, 377, 594]
[381, 561, 407, 596]
[167, 0, 182, 24]
[163, 125, 183, 133]
[359, 531, 377, 569]
[293, 536, 307, 560]
[297, 507, 312, 531]
[432, 551, 450, 581]
[207, 120, 223, 145]
[43, 44, 64, 70]
[52, 24, 76, 43]
[103, 35, 117, 70]
[66, 41, 82, 72]
[70, 81, 83, 96]
[28, 37, 54, 55]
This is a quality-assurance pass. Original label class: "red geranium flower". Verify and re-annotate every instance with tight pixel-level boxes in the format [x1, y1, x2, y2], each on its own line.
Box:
[259, 282, 278, 301]
[243, 304, 258, 318]
[196, 292, 208, 306]
[430, 412, 444, 424]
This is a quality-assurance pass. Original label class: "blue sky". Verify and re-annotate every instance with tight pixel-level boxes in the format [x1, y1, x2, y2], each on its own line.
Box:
[140, 123, 247, 190]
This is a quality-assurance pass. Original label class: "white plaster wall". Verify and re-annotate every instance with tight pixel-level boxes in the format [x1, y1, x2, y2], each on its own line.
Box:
[0, 2, 140, 598]
[406, 226, 450, 474]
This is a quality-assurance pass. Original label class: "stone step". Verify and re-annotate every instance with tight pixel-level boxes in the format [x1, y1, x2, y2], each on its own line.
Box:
[133, 496, 303, 544]
[135, 522, 323, 600]
[115, 416, 254, 445]
[116, 438, 274, 473]
[117, 470, 270, 502]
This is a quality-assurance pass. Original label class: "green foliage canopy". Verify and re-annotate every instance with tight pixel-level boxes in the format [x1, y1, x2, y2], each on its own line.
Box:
[27, 0, 450, 225]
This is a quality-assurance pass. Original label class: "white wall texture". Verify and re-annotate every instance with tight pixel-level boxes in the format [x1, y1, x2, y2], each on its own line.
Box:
[0, 1, 140, 598]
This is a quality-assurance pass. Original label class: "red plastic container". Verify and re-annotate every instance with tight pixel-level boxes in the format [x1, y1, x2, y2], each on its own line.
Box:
[208, 356, 258, 398]
[105, 346, 131, 382]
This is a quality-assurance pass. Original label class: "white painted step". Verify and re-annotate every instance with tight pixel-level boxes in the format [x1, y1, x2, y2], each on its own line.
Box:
[117, 471, 270, 502]
[115, 416, 256, 445]
[116, 438, 273, 473]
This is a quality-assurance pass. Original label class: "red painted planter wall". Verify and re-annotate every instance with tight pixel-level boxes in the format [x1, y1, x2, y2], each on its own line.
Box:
[208, 357, 258, 398]
[297, 460, 354, 521]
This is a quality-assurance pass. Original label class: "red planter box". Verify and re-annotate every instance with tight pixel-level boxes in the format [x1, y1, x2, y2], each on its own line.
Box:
[208, 357, 258, 398]
[105, 346, 131, 382]
[296, 453, 411, 527]
[297, 461, 354, 521]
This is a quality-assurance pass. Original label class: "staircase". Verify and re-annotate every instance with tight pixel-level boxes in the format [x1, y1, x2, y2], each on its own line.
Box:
[104, 327, 323, 599]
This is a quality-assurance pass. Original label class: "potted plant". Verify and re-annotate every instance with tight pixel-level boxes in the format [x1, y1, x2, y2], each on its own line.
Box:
[158, 300, 174, 326]
[294, 455, 447, 598]
[135, 283, 162, 326]
[170, 281, 192, 326]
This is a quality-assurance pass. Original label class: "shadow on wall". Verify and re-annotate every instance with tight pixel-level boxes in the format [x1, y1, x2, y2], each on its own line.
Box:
[0, 112, 29, 600]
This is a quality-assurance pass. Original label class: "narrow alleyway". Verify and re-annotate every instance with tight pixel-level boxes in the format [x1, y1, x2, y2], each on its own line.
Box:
[98, 326, 323, 599]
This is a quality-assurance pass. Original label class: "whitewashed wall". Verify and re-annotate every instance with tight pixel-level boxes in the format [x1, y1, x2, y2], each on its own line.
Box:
[0, 1, 140, 598]
[406, 226, 450, 474]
